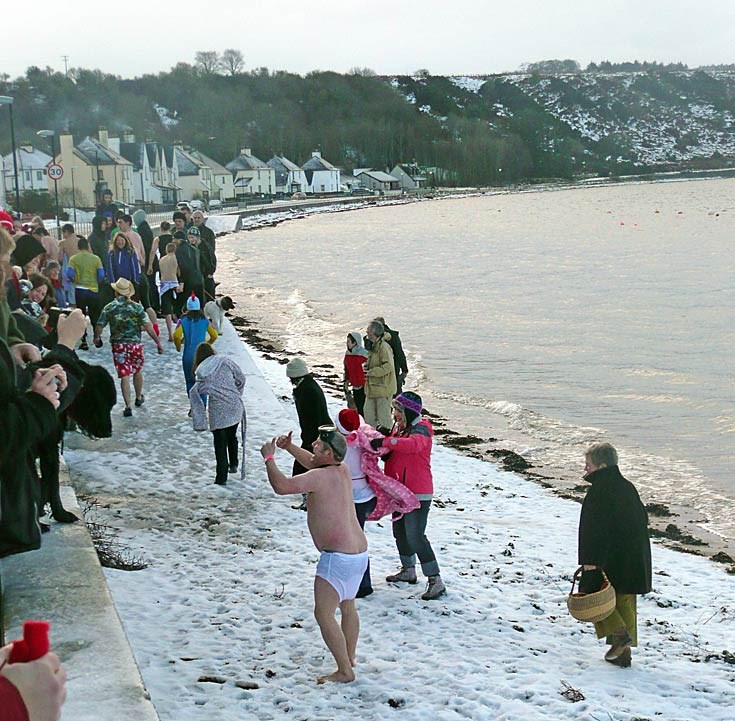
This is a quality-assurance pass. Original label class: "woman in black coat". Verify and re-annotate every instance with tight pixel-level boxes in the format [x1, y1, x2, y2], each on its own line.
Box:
[578, 442, 652, 668]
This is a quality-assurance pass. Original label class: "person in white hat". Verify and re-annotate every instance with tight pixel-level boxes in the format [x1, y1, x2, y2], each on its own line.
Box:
[94, 278, 163, 417]
[286, 358, 331, 476]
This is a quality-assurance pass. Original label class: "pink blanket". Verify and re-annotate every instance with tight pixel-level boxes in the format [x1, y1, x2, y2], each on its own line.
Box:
[346, 424, 420, 521]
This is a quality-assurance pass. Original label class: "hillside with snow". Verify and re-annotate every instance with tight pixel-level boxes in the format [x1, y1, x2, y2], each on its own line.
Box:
[390, 70, 735, 175]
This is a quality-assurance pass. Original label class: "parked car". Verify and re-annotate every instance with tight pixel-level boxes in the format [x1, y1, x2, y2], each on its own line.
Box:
[176, 201, 191, 210]
[207, 199, 222, 210]
[189, 199, 204, 210]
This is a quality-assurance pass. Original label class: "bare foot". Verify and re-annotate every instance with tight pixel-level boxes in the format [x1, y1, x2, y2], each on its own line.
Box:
[317, 669, 355, 684]
[350, 657, 356, 668]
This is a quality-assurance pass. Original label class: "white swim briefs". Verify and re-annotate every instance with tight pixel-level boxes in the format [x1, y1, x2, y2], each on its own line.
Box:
[316, 550, 369, 602]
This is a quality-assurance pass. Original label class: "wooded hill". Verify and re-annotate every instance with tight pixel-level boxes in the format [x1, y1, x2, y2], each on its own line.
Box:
[3, 63, 735, 185]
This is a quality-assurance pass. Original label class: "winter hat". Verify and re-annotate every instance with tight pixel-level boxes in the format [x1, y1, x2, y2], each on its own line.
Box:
[111, 278, 135, 297]
[186, 293, 201, 311]
[394, 391, 422, 424]
[286, 357, 309, 378]
[336, 408, 361, 434]
[187, 226, 200, 237]
[12, 234, 46, 267]
[347, 331, 368, 357]
[0, 210, 13, 232]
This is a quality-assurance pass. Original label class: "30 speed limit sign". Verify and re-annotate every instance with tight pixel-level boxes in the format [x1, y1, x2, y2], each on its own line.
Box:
[47, 163, 64, 181]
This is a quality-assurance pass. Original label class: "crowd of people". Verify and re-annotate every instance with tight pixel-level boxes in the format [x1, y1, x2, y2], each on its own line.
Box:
[0, 198, 652, 710]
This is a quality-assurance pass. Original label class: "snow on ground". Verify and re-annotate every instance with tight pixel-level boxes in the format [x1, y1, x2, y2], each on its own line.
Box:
[64, 322, 735, 721]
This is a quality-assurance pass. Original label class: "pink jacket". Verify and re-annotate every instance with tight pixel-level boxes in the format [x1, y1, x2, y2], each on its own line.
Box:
[344, 423, 420, 520]
[381, 418, 434, 495]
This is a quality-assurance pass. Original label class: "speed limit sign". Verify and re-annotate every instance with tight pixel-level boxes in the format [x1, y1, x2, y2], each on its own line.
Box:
[47, 163, 64, 181]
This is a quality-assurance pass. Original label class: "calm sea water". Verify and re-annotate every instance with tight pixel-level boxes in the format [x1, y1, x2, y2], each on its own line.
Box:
[218, 180, 735, 543]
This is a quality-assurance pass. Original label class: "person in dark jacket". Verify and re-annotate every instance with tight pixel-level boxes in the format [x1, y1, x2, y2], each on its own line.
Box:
[192, 211, 217, 301]
[96, 189, 117, 220]
[578, 442, 652, 668]
[375, 317, 408, 395]
[88, 216, 109, 266]
[175, 229, 204, 308]
[133, 210, 159, 314]
[286, 358, 331, 476]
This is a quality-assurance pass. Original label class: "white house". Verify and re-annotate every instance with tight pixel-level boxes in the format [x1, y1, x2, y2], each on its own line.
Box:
[2, 146, 54, 200]
[302, 151, 340, 193]
[267, 155, 308, 195]
[164, 145, 215, 203]
[355, 169, 401, 193]
[191, 150, 235, 201]
[390, 163, 427, 190]
[225, 148, 275, 197]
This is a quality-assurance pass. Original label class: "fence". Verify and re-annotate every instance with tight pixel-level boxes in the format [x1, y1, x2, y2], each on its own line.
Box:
[41, 205, 240, 239]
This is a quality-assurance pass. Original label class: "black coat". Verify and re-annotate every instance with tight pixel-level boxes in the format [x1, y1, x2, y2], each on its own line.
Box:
[383, 324, 408, 377]
[0, 338, 59, 557]
[292, 374, 331, 475]
[198, 224, 217, 273]
[578, 465, 652, 594]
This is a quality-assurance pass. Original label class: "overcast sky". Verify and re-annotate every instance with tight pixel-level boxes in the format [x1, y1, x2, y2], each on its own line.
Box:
[4, 1, 735, 79]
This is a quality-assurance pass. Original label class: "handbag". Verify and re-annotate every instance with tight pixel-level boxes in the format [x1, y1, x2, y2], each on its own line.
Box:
[567, 566, 616, 623]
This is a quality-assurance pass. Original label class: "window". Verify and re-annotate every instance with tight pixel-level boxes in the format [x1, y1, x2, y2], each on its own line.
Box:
[37, 171, 43, 181]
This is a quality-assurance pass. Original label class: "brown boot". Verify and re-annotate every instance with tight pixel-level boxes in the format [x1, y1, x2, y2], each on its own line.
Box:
[606, 647, 632, 667]
[604, 629, 633, 662]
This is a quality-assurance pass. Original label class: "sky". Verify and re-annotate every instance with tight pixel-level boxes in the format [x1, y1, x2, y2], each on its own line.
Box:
[4, 0, 735, 79]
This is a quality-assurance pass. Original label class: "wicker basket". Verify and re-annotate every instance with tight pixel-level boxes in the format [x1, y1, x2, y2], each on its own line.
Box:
[567, 566, 616, 623]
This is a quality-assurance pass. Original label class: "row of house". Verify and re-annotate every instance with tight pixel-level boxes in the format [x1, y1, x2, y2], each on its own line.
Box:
[2, 127, 431, 209]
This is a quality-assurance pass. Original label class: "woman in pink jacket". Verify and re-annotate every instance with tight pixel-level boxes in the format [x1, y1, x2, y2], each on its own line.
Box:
[371, 391, 446, 601]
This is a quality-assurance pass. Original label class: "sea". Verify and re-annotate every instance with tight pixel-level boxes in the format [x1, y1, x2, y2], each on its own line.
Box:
[216, 179, 735, 548]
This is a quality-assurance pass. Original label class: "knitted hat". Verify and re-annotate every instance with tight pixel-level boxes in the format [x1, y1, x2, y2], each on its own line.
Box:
[186, 293, 201, 311]
[0, 210, 13, 232]
[12, 234, 46, 267]
[187, 226, 200, 237]
[394, 391, 422, 415]
[111, 278, 135, 297]
[336, 408, 361, 434]
[286, 357, 309, 378]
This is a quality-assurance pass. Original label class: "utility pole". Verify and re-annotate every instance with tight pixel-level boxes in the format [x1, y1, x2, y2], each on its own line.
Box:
[62, 56, 69, 78]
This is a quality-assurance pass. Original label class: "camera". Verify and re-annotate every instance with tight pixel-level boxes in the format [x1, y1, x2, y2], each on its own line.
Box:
[47, 307, 73, 330]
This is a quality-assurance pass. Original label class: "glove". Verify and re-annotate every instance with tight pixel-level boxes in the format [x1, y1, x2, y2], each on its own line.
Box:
[376, 424, 392, 435]
[369, 437, 384, 451]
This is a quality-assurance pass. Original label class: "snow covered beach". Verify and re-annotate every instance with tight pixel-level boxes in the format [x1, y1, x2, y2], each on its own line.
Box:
[63, 321, 735, 721]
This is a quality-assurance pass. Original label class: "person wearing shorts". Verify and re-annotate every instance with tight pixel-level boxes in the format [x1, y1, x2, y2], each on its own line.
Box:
[158, 242, 181, 342]
[94, 278, 163, 417]
[262, 425, 368, 685]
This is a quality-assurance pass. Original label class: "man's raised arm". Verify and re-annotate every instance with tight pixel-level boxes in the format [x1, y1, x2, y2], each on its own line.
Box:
[261, 438, 318, 495]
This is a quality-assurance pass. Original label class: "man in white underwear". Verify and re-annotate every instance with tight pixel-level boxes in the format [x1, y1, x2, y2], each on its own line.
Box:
[261, 425, 368, 684]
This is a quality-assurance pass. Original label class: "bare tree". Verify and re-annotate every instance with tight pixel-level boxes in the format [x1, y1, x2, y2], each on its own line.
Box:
[195, 51, 222, 75]
[221, 49, 245, 76]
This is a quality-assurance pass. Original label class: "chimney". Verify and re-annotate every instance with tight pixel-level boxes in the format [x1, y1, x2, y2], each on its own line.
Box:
[240, 148, 252, 156]
[59, 133, 75, 164]
[312, 150, 322, 159]
[122, 130, 135, 143]
[98, 126, 109, 147]
[108, 135, 121, 154]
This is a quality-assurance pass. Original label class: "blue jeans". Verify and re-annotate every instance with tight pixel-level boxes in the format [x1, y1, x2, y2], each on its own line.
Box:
[392, 500, 440, 577]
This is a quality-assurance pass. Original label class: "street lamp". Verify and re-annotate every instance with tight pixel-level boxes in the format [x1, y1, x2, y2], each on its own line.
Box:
[37, 129, 61, 239]
[0, 96, 21, 215]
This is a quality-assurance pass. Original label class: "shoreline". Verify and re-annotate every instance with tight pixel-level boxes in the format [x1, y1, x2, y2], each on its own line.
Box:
[226, 312, 735, 570]
[207, 167, 735, 237]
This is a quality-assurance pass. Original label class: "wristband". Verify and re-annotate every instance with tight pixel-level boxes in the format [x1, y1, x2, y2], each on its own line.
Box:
[263, 454, 275, 463]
